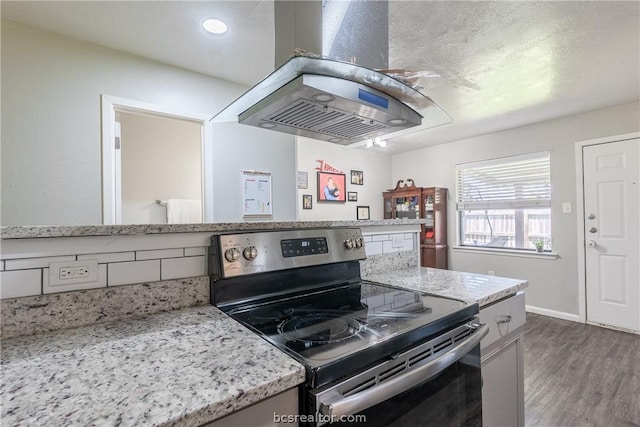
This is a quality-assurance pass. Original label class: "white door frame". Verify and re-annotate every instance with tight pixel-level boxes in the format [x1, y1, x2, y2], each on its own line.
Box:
[101, 95, 214, 224]
[574, 131, 640, 323]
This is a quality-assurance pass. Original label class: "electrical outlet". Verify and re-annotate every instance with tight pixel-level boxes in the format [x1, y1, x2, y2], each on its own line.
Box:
[562, 202, 572, 214]
[488, 270, 495, 276]
[60, 266, 90, 279]
[49, 260, 98, 286]
[391, 234, 404, 248]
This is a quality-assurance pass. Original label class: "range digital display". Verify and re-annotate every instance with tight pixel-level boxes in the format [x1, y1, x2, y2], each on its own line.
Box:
[281, 237, 328, 258]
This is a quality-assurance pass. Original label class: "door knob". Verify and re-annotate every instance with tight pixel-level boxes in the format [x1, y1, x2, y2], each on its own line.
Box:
[589, 227, 597, 233]
[587, 213, 596, 220]
[587, 240, 597, 248]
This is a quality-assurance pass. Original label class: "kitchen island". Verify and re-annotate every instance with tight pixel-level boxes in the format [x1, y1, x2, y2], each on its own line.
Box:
[1, 267, 527, 426]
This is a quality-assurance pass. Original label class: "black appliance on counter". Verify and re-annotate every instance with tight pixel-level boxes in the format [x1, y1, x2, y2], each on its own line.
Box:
[209, 228, 488, 426]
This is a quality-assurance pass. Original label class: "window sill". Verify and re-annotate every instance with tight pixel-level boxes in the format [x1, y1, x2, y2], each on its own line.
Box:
[452, 246, 559, 260]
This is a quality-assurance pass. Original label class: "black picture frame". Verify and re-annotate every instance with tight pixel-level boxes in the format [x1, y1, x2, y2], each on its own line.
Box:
[317, 172, 346, 203]
[357, 206, 370, 220]
[350, 170, 364, 185]
[347, 192, 358, 202]
[302, 194, 312, 210]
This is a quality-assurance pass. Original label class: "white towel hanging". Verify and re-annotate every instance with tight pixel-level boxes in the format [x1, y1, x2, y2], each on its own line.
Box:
[166, 199, 202, 224]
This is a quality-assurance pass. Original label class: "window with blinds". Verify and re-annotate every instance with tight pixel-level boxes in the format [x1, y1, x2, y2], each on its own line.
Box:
[456, 153, 552, 251]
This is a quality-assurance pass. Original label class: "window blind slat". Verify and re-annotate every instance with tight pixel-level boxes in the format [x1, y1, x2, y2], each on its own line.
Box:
[456, 152, 550, 211]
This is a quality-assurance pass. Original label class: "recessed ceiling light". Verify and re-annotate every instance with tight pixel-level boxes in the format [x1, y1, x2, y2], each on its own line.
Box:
[202, 18, 228, 35]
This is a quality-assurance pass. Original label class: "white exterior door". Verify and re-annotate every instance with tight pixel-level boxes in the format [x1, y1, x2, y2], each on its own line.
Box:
[583, 137, 639, 332]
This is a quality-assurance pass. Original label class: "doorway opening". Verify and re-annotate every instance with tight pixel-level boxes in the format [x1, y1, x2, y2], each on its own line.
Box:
[101, 95, 213, 224]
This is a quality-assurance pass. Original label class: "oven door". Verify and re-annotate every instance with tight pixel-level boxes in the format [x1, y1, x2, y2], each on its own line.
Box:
[309, 322, 488, 427]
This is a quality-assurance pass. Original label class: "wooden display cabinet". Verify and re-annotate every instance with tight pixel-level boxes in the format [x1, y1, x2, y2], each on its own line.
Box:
[382, 179, 424, 220]
[383, 180, 448, 269]
[421, 187, 448, 269]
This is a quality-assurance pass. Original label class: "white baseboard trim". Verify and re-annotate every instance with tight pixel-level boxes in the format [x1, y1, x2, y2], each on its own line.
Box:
[586, 321, 640, 335]
[525, 305, 581, 322]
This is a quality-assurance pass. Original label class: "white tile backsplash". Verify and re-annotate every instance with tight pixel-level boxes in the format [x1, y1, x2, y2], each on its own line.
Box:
[365, 241, 383, 256]
[0, 230, 417, 299]
[184, 247, 206, 257]
[402, 238, 415, 252]
[108, 260, 161, 287]
[0, 269, 41, 299]
[161, 256, 206, 280]
[383, 241, 399, 253]
[366, 233, 416, 256]
[4, 255, 75, 270]
[372, 234, 389, 242]
[78, 252, 135, 263]
[136, 248, 184, 260]
[1, 233, 211, 260]
[43, 265, 107, 294]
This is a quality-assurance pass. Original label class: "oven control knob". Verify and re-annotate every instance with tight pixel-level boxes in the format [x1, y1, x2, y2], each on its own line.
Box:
[344, 239, 355, 250]
[243, 246, 258, 260]
[355, 238, 364, 248]
[224, 248, 241, 262]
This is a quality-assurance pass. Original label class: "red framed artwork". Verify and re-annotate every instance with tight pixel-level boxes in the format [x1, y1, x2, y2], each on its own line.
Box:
[317, 172, 346, 203]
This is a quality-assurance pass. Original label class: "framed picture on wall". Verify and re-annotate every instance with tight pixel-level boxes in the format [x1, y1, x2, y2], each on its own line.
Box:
[357, 206, 370, 220]
[302, 194, 312, 209]
[347, 192, 358, 202]
[350, 170, 364, 185]
[317, 172, 346, 203]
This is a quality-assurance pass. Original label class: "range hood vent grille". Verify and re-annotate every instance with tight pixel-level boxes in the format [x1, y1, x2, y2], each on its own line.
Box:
[238, 73, 423, 145]
[266, 99, 388, 140]
[319, 116, 387, 139]
[270, 100, 348, 130]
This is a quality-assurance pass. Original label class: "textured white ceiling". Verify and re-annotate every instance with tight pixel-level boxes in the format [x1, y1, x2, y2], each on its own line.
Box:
[2, 1, 639, 154]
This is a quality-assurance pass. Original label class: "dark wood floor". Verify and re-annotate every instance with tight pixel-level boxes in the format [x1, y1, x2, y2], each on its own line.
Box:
[524, 313, 640, 427]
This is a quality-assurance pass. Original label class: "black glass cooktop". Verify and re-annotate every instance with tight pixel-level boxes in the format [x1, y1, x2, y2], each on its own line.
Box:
[226, 281, 475, 386]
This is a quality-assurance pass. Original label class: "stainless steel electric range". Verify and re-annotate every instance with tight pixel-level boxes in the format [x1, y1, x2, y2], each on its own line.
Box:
[209, 228, 488, 427]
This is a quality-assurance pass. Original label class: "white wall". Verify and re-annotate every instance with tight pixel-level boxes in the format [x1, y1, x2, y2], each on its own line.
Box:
[120, 113, 202, 224]
[0, 19, 297, 225]
[211, 122, 296, 222]
[296, 137, 392, 220]
[392, 101, 640, 316]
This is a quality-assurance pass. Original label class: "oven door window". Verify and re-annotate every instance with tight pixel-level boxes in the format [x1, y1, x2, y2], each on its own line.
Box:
[325, 346, 482, 427]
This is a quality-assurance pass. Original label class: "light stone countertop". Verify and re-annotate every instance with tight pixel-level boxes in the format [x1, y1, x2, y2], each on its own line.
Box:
[0, 306, 305, 427]
[0, 267, 527, 426]
[363, 267, 528, 307]
[0, 219, 423, 239]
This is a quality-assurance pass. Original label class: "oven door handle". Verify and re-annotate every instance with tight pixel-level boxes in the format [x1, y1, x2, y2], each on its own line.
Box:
[318, 323, 489, 419]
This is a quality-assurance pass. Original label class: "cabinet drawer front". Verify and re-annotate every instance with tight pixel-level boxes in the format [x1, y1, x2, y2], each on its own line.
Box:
[479, 292, 525, 350]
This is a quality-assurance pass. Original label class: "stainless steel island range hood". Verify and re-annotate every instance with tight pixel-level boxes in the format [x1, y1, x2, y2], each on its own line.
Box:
[211, 55, 452, 146]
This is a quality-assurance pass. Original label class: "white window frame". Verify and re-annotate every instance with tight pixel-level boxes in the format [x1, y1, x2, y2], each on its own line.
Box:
[455, 152, 553, 254]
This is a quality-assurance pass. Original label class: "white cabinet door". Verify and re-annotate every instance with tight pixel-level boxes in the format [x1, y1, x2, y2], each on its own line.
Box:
[482, 338, 523, 427]
[479, 293, 525, 427]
